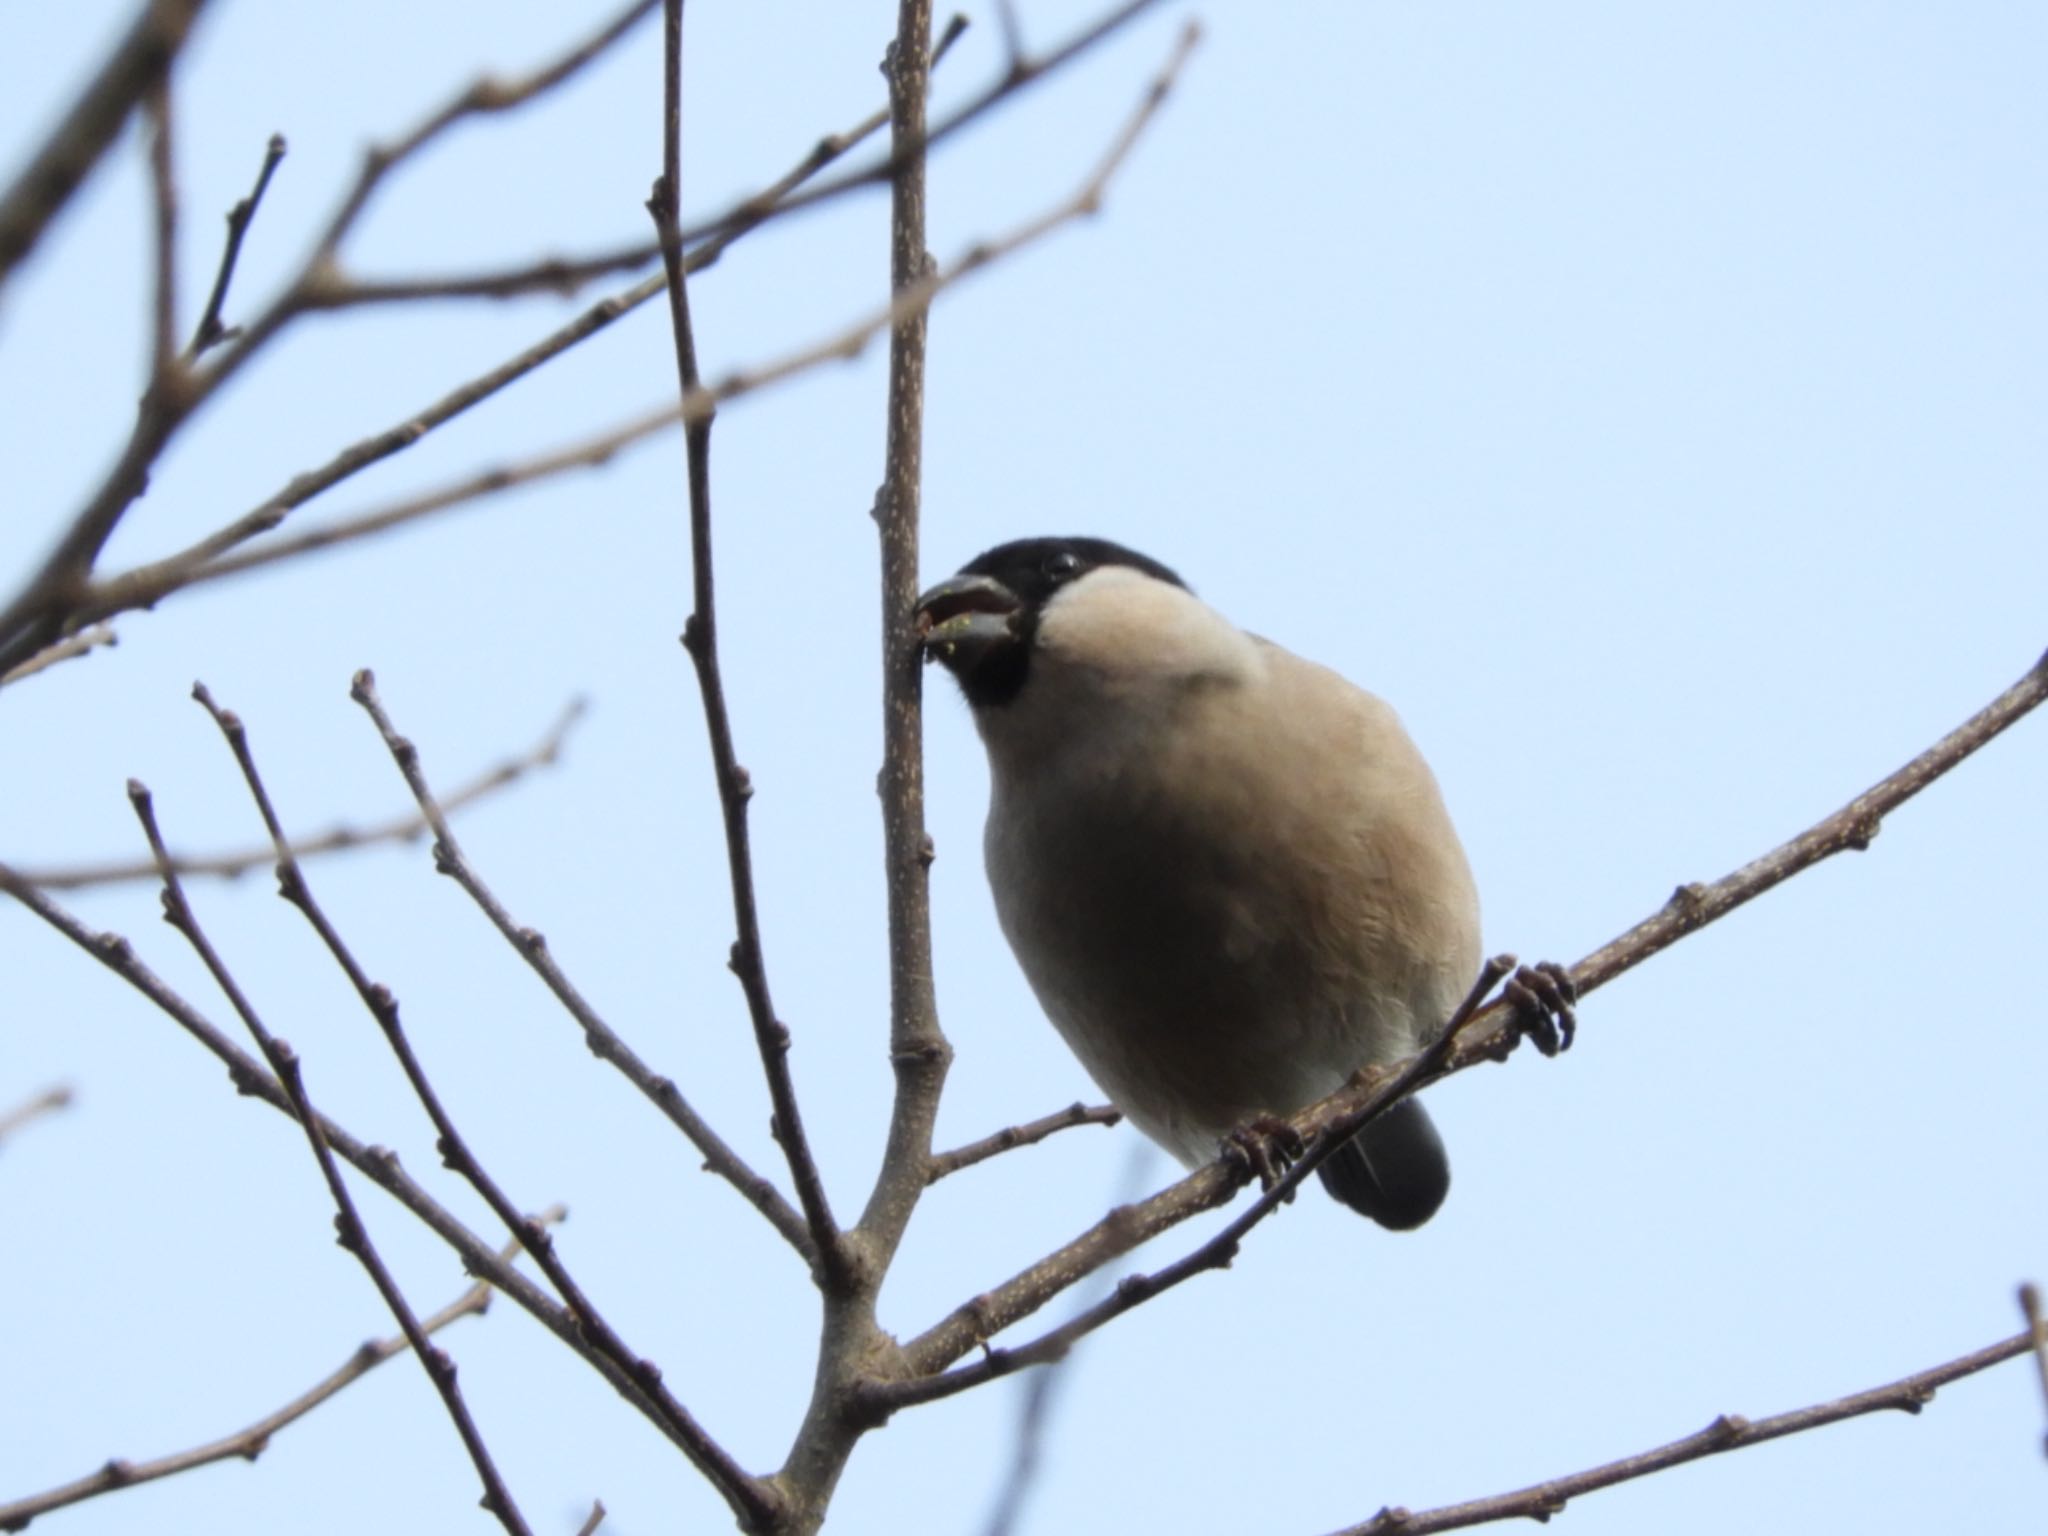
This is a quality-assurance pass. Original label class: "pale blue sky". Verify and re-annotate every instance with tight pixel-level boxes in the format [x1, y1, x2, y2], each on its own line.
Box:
[4, 4, 2044, 1534]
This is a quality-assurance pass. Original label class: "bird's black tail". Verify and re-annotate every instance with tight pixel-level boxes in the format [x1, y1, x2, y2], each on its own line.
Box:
[1316, 1097, 1450, 1230]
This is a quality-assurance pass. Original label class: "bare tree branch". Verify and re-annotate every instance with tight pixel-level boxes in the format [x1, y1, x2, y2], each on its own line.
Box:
[666, 0, 1179, 252]
[93, 276, 670, 626]
[187, 132, 286, 357]
[650, 0, 845, 1291]
[348, 673, 814, 1266]
[330, 239, 666, 307]
[315, 0, 1182, 315]
[192, 681, 773, 1529]
[0, 861, 701, 1449]
[24, 22, 975, 668]
[0, 1084, 75, 1153]
[656, 25, 1204, 460]
[0, 1212, 561, 1532]
[206, 62, 1206, 601]
[18, 696, 586, 891]
[1326, 1329, 2034, 1536]
[0, 1, 659, 678]
[142, 79, 179, 379]
[288, 0, 658, 287]
[0, 624, 117, 688]
[129, 746, 534, 1536]
[303, 20, 983, 313]
[1544, 644, 2048, 1030]
[320, 15, 976, 311]
[927, 1103, 1123, 1185]
[79, 404, 678, 625]
[0, 0, 211, 287]
[763, 11, 949, 1527]
[889, 646, 2048, 1384]
[1, 0, 1179, 683]
[855, 0, 949, 1279]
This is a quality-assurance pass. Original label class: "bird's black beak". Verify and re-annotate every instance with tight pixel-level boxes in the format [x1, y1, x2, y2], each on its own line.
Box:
[915, 573, 1023, 679]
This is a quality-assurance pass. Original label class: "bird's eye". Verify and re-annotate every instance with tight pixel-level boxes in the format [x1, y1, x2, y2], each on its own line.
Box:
[1044, 551, 1083, 582]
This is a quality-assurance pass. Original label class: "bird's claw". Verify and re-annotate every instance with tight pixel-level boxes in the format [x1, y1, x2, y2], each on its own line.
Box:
[1221, 1114, 1305, 1192]
[1503, 961, 1577, 1057]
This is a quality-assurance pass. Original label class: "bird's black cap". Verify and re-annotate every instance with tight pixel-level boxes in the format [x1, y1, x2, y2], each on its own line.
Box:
[959, 536, 1187, 609]
[917, 537, 1188, 708]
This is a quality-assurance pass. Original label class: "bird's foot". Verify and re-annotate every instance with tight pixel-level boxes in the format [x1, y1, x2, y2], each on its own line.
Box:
[1221, 1115, 1305, 1192]
[1503, 961, 1577, 1057]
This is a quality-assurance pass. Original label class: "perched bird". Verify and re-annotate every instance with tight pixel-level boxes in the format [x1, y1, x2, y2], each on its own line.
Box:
[916, 535, 1568, 1229]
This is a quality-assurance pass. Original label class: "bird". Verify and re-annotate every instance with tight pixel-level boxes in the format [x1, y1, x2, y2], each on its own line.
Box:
[915, 535, 1570, 1229]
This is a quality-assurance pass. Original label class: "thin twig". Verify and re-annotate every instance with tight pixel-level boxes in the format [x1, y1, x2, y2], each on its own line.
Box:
[0, 0, 211, 287]
[927, 1103, 1123, 1184]
[890, 647, 2048, 1384]
[321, 240, 664, 307]
[142, 78, 179, 380]
[108, 404, 679, 616]
[574, 1501, 608, 1536]
[2020, 1282, 2048, 1460]
[187, 133, 287, 357]
[0, 862, 691, 1447]
[0, 623, 117, 688]
[111, 275, 669, 615]
[348, 672, 815, 1264]
[650, 0, 844, 1285]
[0, 1214, 560, 1532]
[196, 682, 774, 1530]
[1327, 1331, 2034, 1535]
[129, 757, 534, 1536]
[0, 1084, 75, 1152]
[19, 696, 586, 891]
